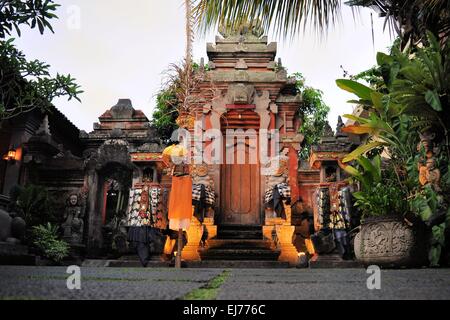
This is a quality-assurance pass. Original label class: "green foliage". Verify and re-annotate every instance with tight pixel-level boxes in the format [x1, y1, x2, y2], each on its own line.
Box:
[292, 72, 330, 160]
[351, 66, 385, 91]
[0, 0, 59, 38]
[409, 183, 449, 266]
[409, 185, 440, 223]
[338, 31, 450, 266]
[343, 155, 382, 189]
[353, 182, 406, 218]
[0, 1, 82, 121]
[152, 60, 210, 141]
[345, 1, 450, 50]
[16, 185, 56, 228]
[152, 88, 179, 142]
[343, 155, 406, 218]
[390, 32, 450, 135]
[31, 223, 69, 262]
[194, 0, 341, 38]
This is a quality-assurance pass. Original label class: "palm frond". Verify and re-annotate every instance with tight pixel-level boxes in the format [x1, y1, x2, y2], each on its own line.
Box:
[194, 0, 341, 39]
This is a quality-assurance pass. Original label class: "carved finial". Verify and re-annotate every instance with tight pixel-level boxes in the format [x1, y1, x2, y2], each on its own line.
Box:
[335, 116, 345, 136]
[323, 121, 334, 137]
[218, 20, 264, 39]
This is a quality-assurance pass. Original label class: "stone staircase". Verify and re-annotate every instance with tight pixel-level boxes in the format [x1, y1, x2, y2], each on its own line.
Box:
[84, 225, 292, 268]
[197, 225, 290, 268]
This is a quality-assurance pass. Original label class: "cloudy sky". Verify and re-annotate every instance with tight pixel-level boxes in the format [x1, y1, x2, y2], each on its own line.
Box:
[13, 0, 394, 132]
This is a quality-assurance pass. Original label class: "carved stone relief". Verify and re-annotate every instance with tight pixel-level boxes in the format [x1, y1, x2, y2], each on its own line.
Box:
[354, 216, 427, 267]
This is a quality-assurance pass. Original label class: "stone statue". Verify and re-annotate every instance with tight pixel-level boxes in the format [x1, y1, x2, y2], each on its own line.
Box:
[417, 131, 441, 192]
[62, 194, 84, 245]
[191, 163, 215, 221]
[417, 131, 438, 158]
[425, 158, 441, 192]
[264, 156, 291, 219]
[191, 163, 215, 189]
[218, 20, 264, 38]
[266, 157, 289, 189]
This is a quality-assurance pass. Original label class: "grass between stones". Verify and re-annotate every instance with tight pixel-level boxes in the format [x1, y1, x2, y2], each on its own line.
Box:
[181, 270, 230, 300]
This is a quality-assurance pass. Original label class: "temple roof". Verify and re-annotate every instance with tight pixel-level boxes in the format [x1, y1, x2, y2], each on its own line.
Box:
[81, 99, 153, 144]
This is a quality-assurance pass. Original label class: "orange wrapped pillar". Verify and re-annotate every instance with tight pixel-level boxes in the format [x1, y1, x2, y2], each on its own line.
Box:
[168, 175, 193, 230]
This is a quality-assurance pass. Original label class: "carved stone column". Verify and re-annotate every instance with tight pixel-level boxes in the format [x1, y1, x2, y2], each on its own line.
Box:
[263, 201, 298, 264]
[276, 224, 298, 266]
[181, 207, 202, 261]
[203, 216, 217, 241]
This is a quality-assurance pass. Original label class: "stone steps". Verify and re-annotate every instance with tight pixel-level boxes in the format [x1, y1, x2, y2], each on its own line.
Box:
[206, 239, 273, 249]
[200, 225, 282, 263]
[185, 260, 290, 268]
[217, 225, 263, 240]
[200, 248, 280, 261]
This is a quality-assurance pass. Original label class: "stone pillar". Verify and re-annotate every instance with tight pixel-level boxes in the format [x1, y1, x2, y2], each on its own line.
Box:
[181, 207, 202, 261]
[86, 170, 103, 256]
[276, 224, 298, 266]
[203, 216, 217, 240]
[263, 201, 298, 265]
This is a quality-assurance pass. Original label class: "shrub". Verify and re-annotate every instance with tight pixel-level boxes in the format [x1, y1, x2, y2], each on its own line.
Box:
[16, 185, 57, 228]
[31, 223, 69, 262]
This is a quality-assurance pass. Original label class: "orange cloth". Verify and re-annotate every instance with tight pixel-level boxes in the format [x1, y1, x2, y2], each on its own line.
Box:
[168, 175, 193, 230]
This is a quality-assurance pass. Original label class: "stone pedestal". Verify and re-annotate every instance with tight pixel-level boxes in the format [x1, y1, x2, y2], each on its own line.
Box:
[263, 202, 298, 265]
[276, 225, 298, 266]
[263, 217, 283, 249]
[203, 217, 217, 240]
[181, 212, 202, 261]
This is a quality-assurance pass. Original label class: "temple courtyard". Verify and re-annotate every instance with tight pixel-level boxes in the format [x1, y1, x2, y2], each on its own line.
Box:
[0, 266, 448, 300]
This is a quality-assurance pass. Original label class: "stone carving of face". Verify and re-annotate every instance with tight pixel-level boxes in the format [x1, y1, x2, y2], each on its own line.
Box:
[69, 194, 78, 206]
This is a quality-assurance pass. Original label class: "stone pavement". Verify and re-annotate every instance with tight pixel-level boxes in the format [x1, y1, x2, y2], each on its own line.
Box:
[0, 266, 449, 300]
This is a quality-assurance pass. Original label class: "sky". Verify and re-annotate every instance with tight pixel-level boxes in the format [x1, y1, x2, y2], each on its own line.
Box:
[13, 0, 394, 132]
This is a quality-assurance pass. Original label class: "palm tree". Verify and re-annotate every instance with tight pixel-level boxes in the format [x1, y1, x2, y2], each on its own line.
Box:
[194, 0, 449, 47]
[194, 0, 342, 38]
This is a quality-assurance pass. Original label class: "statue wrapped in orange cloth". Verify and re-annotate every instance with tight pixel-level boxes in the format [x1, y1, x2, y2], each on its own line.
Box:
[163, 143, 193, 231]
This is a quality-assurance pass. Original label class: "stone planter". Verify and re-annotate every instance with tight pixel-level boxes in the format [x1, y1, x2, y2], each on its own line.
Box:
[354, 215, 428, 268]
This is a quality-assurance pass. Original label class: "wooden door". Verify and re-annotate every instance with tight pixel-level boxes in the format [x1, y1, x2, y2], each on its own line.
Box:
[221, 142, 260, 225]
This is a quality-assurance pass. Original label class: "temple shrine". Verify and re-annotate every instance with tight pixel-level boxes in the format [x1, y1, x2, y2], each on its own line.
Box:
[0, 27, 359, 267]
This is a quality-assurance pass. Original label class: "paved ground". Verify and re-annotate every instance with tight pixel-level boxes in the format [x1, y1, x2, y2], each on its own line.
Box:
[0, 266, 449, 300]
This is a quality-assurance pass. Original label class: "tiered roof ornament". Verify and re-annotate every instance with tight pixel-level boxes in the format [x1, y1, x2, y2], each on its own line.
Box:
[310, 117, 354, 170]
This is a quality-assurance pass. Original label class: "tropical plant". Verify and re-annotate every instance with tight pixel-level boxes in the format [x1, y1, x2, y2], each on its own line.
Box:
[194, 0, 342, 37]
[0, 0, 59, 38]
[0, 0, 82, 121]
[338, 32, 450, 266]
[194, 0, 449, 47]
[152, 61, 208, 141]
[16, 184, 57, 228]
[354, 182, 406, 218]
[31, 222, 69, 262]
[342, 154, 406, 218]
[292, 72, 330, 160]
[336, 32, 449, 162]
[152, 88, 179, 142]
[346, 0, 450, 49]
